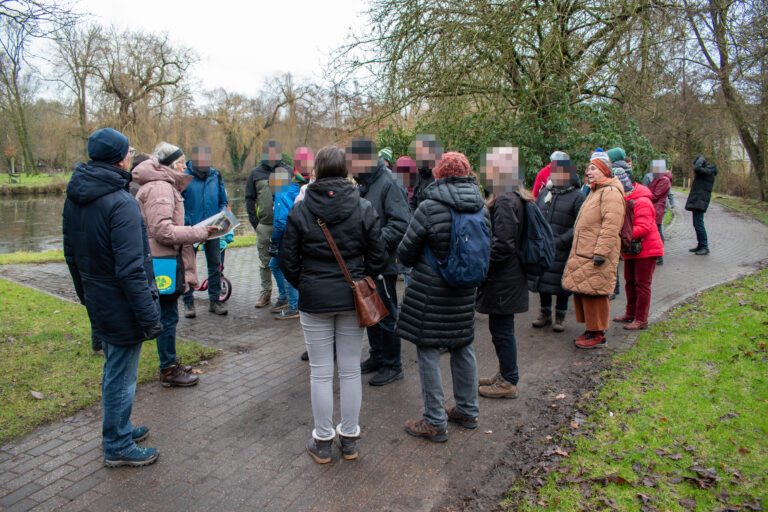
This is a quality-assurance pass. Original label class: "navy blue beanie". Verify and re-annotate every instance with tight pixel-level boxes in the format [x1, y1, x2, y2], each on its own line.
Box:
[88, 128, 130, 164]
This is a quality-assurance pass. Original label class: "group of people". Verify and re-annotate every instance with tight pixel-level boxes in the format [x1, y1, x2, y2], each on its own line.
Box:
[62, 126, 718, 468]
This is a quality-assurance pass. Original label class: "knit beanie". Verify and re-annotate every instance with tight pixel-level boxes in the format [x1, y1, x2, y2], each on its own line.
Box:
[550, 150, 568, 162]
[606, 147, 626, 163]
[88, 128, 130, 164]
[613, 168, 634, 193]
[293, 147, 314, 181]
[591, 150, 612, 178]
[433, 151, 471, 179]
[378, 147, 393, 165]
[395, 156, 417, 176]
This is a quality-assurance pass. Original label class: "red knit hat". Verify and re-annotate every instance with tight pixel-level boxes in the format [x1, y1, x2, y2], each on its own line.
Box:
[433, 151, 471, 179]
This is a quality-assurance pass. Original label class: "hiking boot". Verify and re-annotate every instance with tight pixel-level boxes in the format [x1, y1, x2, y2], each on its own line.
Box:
[306, 437, 333, 464]
[209, 301, 228, 315]
[360, 358, 380, 374]
[132, 426, 149, 443]
[445, 407, 478, 429]
[695, 247, 710, 255]
[656, 257, 664, 265]
[300, 351, 309, 361]
[689, 246, 702, 252]
[368, 367, 404, 386]
[575, 331, 607, 349]
[274, 308, 299, 320]
[183, 303, 196, 318]
[104, 446, 158, 468]
[532, 309, 552, 328]
[253, 292, 271, 308]
[553, 311, 566, 332]
[404, 418, 447, 443]
[613, 313, 634, 323]
[624, 320, 648, 330]
[479, 378, 517, 399]
[338, 435, 360, 460]
[478, 372, 500, 387]
[269, 297, 288, 312]
[160, 364, 199, 387]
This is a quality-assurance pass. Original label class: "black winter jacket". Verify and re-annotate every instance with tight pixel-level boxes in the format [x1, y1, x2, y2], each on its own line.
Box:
[397, 177, 490, 348]
[280, 177, 388, 314]
[355, 161, 410, 276]
[685, 156, 718, 212]
[528, 182, 585, 296]
[476, 191, 529, 315]
[63, 161, 160, 346]
[409, 167, 435, 212]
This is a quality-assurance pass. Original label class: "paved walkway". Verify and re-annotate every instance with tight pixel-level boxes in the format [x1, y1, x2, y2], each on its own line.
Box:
[1, 194, 767, 511]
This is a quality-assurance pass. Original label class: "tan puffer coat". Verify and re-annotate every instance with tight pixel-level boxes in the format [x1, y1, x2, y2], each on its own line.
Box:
[561, 177, 625, 296]
[132, 158, 210, 289]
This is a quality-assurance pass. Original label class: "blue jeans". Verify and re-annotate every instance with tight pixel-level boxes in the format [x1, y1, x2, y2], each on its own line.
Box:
[269, 257, 298, 309]
[102, 342, 142, 458]
[539, 293, 569, 313]
[183, 239, 221, 305]
[692, 210, 708, 249]
[488, 314, 519, 385]
[366, 275, 401, 371]
[417, 344, 479, 429]
[156, 294, 179, 370]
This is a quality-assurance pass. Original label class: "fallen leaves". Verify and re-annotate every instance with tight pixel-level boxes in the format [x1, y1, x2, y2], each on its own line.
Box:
[594, 474, 633, 487]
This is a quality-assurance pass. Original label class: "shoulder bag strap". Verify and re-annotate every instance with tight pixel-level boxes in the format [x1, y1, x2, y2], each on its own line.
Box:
[316, 218, 355, 288]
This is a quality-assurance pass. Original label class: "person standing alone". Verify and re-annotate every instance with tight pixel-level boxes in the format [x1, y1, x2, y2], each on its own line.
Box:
[685, 155, 718, 255]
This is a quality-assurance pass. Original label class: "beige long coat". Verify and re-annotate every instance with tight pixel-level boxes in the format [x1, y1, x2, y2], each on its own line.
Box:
[561, 177, 625, 296]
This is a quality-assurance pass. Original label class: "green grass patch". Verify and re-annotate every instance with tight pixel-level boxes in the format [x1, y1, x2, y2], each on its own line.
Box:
[0, 250, 65, 265]
[663, 209, 673, 227]
[505, 268, 768, 511]
[0, 278, 220, 443]
[228, 235, 255, 248]
[0, 172, 71, 187]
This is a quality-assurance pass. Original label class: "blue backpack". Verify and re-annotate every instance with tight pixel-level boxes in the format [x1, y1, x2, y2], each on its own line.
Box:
[515, 192, 555, 276]
[424, 207, 491, 288]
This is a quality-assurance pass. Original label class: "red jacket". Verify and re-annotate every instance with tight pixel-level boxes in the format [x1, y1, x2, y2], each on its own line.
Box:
[532, 164, 550, 200]
[648, 173, 671, 224]
[623, 184, 664, 260]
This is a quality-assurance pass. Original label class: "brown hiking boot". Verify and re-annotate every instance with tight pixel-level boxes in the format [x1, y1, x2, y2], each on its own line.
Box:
[552, 311, 566, 332]
[532, 309, 552, 328]
[445, 407, 478, 429]
[404, 418, 447, 442]
[478, 371, 500, 387]
[479, 378, 517, 399]
[160, 365, 199, 387]
[253, 292, 271, 308]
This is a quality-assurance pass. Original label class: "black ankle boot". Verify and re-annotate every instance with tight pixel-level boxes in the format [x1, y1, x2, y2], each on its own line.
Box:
[338, 435, 359, 460]
[306, 437, 333, 464]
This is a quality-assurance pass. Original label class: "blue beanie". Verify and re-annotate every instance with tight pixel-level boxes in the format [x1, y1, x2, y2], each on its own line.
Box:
[613, 167, 634, 193]
[88, 128, 130, 164]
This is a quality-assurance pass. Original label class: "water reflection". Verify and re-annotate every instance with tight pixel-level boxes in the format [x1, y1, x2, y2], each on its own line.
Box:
[0, 185, 254, 254]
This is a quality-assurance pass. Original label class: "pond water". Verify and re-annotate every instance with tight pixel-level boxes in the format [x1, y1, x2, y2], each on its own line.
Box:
[0, 186, 254, 254]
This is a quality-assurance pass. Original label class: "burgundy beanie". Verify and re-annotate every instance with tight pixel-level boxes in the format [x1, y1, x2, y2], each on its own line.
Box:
[395, 156, 417, 175]
[433, 151, 471, 179]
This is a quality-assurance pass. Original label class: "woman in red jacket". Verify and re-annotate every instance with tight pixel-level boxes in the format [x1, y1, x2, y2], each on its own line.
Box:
[612, 168, 664, 330]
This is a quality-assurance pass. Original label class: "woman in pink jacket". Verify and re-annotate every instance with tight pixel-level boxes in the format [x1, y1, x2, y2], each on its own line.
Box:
[133, 142, 216, 387]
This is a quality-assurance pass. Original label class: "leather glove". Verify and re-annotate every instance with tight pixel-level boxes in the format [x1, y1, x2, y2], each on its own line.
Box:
[142, 321, 164, 341]
[268, 243, 279, 258]
[593, 256, 606, 266]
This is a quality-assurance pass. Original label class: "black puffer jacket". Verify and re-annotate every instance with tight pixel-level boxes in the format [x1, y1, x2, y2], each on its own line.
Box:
[408, 167, 435, 212]
[397, 176, 490, 348]
[63, 161, 160, 346]
[355, 161, 410, 276]
[476, 191, 529, 315]
[528, 180, 585, 296]
[280, 177, 388, 314]
[685, 155, 718, 212]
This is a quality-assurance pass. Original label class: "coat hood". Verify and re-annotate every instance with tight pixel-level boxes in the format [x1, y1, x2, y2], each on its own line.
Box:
[66, 161, 131, 205]
[627, 183, 652, 201]
[303, 177, 361, 224]
[591, 176, 625, 197]
[132, 157, 193, 192]
[423, 176, 484, 213]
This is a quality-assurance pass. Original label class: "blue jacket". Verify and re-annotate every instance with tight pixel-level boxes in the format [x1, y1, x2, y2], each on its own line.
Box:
[182, 163, 228, 225]
[271, 181, 302, 245]
[63, 161, 160, 346]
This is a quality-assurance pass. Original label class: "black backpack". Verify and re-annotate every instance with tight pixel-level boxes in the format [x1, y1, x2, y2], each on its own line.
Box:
[515, 192, 555, 276]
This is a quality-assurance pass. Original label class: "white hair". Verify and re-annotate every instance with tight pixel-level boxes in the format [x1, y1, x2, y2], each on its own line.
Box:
[153, 142, 184, 166]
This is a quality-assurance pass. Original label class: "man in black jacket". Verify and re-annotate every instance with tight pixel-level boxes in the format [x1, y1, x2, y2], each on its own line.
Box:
[685, 155, 718, 255]
[347, 137, 410, 386]
[63, 128, 163, 468]
[409, 134, 443, 212]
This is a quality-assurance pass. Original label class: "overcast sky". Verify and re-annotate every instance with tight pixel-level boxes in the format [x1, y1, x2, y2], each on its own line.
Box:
[73, 0, 368, 97]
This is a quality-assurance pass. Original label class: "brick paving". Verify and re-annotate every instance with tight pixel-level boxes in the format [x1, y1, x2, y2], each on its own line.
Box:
[1, 195, 767, 511]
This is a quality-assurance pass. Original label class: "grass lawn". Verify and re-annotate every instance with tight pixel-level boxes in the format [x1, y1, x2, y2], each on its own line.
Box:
[0, 278, 220, 444]
[0, 172, 71, 186]
[504, 268, 768, 511]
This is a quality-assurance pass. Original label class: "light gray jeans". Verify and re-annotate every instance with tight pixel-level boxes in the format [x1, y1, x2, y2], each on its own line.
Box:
[300, 310, 363, 440]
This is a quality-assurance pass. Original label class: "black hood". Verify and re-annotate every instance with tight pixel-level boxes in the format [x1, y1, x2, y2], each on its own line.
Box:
[304, 177, 361, 224]
[66, 161, 131, 205]
[423, 176, 484, 213]
[355, 160, 389, 195]
[418, 166, 433, 177]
